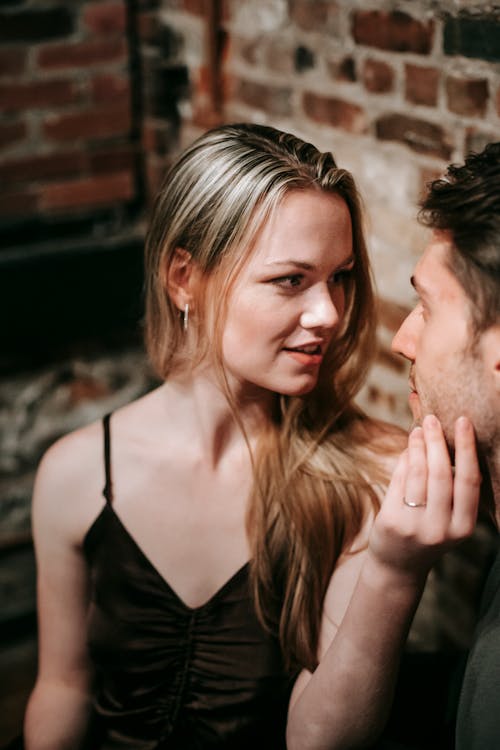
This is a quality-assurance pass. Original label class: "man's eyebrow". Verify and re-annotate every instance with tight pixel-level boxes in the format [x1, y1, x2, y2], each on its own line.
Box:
[410, 275, 428, 297]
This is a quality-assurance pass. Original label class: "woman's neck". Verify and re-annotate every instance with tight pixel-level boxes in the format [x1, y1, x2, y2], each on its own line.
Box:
[159, 368, 275, 470]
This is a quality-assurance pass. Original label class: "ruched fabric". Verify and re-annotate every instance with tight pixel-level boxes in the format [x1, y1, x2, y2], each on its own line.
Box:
[82, 415, 293, 749]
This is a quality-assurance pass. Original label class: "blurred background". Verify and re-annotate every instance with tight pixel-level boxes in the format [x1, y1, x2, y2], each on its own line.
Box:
[1, 0, 499, 744]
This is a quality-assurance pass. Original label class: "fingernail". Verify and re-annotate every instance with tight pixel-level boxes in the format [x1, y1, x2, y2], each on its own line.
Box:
[424, 414, 438, 428]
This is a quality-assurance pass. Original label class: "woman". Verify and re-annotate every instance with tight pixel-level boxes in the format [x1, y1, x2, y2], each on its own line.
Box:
[24, 124, 479, 749]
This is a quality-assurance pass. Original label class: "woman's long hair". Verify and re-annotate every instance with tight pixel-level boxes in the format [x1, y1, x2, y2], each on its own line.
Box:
[145, 123, 390, 672]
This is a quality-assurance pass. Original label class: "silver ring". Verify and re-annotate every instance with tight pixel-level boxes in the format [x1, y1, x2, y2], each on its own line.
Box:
[403, 497, 427, 508]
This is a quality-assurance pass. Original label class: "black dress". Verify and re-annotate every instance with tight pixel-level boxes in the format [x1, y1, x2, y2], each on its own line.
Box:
[83, 414, 293, 749]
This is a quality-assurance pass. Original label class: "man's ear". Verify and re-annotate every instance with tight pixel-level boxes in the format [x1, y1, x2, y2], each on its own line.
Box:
[165, 248, 197, 311]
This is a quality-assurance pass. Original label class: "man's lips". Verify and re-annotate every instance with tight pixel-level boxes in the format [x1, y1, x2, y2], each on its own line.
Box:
[407, 377, 422, 421]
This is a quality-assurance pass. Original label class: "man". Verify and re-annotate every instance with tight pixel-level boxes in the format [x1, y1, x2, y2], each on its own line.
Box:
[392, 142, 500, 749]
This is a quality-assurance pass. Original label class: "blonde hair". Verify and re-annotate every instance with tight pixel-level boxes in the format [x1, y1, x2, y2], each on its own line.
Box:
[145, 123, 389, 672]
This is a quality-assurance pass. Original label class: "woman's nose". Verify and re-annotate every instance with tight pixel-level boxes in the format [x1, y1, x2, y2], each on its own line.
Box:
[300, 286, 340, 331]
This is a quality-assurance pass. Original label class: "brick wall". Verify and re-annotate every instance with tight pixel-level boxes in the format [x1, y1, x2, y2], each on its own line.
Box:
[156, 0, 500, 427]
[127, 0, 500, 650]
[1, 2, 499, 708]
[0, 0, 137, 225]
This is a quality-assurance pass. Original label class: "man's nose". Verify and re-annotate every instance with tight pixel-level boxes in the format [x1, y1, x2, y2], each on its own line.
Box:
[392, 311, 417, 361]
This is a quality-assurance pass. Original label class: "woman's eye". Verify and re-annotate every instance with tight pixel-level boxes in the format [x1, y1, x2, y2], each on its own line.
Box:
[330, 268, 353, 286]
[272, 274, 304, 289]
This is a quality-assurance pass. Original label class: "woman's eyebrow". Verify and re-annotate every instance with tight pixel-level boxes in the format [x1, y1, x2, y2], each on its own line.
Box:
[264, 259, 315, 270]
[264, 255, 354, 270]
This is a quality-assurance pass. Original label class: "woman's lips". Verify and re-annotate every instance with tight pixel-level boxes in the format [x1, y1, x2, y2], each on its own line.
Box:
[283, 348, 323, 366]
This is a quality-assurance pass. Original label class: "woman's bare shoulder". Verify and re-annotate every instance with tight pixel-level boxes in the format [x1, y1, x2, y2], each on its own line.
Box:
[33, 418, 108, 542]
[36, 418, 103, 488]
[36, 386, 163, 491]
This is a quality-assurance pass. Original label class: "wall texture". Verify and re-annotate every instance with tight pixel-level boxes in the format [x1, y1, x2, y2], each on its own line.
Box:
[1, 5, 499, 733]
[154, 0, 500, 427]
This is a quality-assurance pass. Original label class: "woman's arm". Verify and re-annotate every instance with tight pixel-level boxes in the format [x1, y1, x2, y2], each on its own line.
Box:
[24, 435, 99, 749]
[287, 415, 481, 750]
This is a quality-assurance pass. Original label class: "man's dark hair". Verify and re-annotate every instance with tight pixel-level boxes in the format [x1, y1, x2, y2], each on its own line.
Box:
[419, 141, 500, 331]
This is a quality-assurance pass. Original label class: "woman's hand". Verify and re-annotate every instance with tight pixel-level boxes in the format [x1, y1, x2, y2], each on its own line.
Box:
[369, 414, 481, 579]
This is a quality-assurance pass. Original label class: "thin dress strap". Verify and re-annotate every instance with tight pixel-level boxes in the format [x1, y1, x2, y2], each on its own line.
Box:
[102, 413, 113, 504]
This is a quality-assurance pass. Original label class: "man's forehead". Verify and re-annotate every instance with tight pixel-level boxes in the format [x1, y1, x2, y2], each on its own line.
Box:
[413, 231, 464, 300]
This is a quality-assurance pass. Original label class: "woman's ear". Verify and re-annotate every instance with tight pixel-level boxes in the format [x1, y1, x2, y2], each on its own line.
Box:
[165, 248, 197, 311]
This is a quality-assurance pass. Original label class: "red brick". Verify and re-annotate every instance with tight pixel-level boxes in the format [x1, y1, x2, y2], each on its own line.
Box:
[37, 38, 127, 70]
[145, 154, 167, 200]
[290, 1, 338, 33]
[0, 7, 73, 43]
[376, 113, 452, 159]
[327, 56, 356, 82]
[196, 64, 212, 97]
[89, 145, 137, 174]
[0, 80, 79, 113]
[191, 101, 224, 130]
[137, 11, 158, 43]
[405, 64, 439, 106]
[0, 48, 27, 77]
[446, 76, 489, 117]
[83, 1, 127, 35]
[68, 376, 110, 406]
[419, 166, 443, 201]
[270, 42, 297, 76]
[0, 152, 86, 186]
[377, 297, 411, 333]
[362, 59, 394, 93]
[376, 344, 407, 374]
[142, 118, 160, 152]
[91, 73, 130, 104]
[352, 10, 434, 54]
[232, 36, 259, 67]
[0, 119, 27, 149]
[465, 128, 499, 156]
[142, 118, 174, 155]
[235, 78, 292, 117]
[39, 171, 134, 211]
[183, 0, 205, 15]
[44, 105, 131, 142]
[303, 91, 366, 134]
[0, 189, 37, 217]
[220, 0, 231, 24]
[232, 35, 293, 74]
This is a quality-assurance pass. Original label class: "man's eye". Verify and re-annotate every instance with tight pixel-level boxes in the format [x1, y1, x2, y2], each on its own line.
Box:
[414, 301, 427, 320]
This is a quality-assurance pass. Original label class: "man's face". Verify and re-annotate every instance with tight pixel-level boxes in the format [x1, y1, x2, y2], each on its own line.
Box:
[392, 230, 498, 453]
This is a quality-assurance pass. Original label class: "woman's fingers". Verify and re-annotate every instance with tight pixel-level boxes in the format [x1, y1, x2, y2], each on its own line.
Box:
[450, 416, 481, 537]
[374, 415, 479, 570]
[404, 426, 428, 509]
[421, 415, 454, 527]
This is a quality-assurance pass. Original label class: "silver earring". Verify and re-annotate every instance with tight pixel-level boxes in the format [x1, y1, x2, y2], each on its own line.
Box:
[183, 302, 189, 332]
